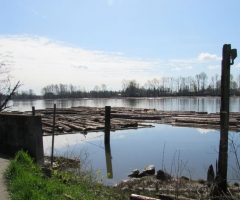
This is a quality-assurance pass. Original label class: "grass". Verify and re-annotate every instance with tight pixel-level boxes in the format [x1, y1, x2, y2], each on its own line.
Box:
[4, 150, 133, 200]
[5, 150, 240, 200]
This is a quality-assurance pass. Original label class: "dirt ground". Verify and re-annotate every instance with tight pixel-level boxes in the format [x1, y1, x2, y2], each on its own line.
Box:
[0, 153, 10, 200]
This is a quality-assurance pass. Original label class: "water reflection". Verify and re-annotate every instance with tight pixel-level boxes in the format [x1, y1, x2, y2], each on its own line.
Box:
[105, 143, 113, 179]
[123, 99, 135, 107]
[10, 97, 240, 113]
[42, 124, 240, 185]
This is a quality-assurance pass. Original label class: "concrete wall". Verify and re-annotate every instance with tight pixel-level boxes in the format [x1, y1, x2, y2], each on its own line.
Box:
[0, 113, 44, 165]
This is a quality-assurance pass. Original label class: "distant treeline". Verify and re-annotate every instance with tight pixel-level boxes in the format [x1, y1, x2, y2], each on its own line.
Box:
[10, 89, 41, 100]
[9, 72, 240, 99]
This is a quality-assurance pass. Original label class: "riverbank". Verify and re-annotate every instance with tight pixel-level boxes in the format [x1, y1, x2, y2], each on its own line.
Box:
[4, 151, 240, 199]
[3, 150, 132, 199]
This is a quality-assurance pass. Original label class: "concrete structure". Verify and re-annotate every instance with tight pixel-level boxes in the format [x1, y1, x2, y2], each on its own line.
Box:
[0, 113, 44, 165]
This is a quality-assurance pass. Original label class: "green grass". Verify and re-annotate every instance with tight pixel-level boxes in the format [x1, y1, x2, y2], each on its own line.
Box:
[4, 150, 131, 200]
[7, 151, 240, 199]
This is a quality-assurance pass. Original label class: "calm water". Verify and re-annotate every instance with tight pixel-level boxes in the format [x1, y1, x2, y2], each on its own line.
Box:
[9, 97, 240, 184]
[43, 125, 218, 185]
[43, 124, 240, 185]
[10, 97, 240, 113]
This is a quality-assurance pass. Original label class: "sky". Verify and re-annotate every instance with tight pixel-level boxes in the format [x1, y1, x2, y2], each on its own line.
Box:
[0, 0, 240, 94]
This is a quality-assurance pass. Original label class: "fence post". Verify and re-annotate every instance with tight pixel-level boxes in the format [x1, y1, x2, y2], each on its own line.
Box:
[105, 106, 111, 144]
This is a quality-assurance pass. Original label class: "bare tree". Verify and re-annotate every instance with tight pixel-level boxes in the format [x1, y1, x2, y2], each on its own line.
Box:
[101, 84, 107, 92]
[237, 74, 240, 90]
[0, 50, 21, 111]
[121, 79, 128, 96]
[215, 74, 220, 95]
[195, 74, 201, 94]
[175, 77, 180, 94]
[199, 72, 208, 94]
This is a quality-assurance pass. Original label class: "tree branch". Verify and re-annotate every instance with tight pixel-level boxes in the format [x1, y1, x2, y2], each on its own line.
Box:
[0, 81, 21, 112]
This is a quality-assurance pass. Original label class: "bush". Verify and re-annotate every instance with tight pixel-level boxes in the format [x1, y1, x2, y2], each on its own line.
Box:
[14, 150, 34, 165]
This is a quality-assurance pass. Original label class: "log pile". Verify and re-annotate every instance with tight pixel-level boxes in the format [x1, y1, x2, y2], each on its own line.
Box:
[22, 106, 240, 135]
[30, 106, 154, 135]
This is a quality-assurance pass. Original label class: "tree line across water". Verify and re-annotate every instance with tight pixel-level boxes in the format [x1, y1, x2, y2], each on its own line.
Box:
[12, 72, 240, 99]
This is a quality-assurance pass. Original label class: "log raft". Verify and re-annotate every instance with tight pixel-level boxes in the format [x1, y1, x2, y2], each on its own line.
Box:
[22, 106, 240, 135]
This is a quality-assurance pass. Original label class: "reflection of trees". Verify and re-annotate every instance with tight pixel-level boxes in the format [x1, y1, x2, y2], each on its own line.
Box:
[228, 133, 240, 181]
[124, 99, 139, 108]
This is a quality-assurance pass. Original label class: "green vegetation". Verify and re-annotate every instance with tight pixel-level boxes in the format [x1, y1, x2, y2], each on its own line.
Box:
[5, 150, 240, 199]
[4, 150, 132, 200]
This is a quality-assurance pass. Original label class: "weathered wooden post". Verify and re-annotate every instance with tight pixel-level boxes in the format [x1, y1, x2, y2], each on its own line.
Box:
[32, 106, 35, 116]
[51, 104, 56, 166]
[213, 44, 237, 196]
[104, 106, 111, 144]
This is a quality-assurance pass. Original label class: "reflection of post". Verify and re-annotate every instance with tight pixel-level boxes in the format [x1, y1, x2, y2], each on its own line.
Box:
[51, 104, 56, 166]
[105, 106, 111, 144]
[105, 143, 113, 179]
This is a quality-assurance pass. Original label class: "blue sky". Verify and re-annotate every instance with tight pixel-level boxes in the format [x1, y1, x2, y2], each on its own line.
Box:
[0, 0, 240, 94]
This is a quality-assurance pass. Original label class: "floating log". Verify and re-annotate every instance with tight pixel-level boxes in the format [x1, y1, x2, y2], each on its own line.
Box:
[42, 121, 54, 128]
[42, 127, 53, 133]
[42, 111, 78, 115]
[56, 123, 72, 132]
[60, 121, 86, 131]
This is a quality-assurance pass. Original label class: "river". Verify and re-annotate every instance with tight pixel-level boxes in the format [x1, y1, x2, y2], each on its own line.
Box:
[9, 97, 240, 185]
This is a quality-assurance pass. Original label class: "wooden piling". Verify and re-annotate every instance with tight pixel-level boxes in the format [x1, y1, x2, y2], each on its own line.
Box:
[213, 44, 237, 195]
[32, 106, 35, 116]
[105, 106, 111, 144]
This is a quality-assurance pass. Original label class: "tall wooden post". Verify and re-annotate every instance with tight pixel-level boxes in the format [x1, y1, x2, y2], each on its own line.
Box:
[105, 106, 111, 144]
[213, 44, 237, 195]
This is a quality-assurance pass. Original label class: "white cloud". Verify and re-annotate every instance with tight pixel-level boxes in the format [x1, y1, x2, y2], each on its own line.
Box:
[71, 65, 88, 69]
[170, 58, 197, 64]
[170, 53, 221, 65]
[198, 52, 221, 61]
[43, 132, 104, 153]
[0, 35, 164, 94]
[185, 66, 193, 69]
[171, 67, 181, 71]
[208, 65, 220, 69]
[235, 63, 240, 68]
[197, 128, 215, 134]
